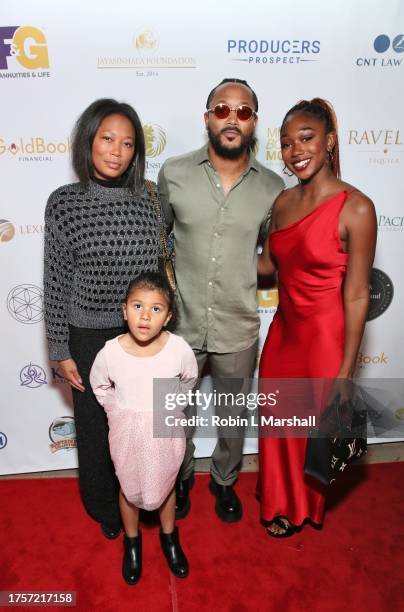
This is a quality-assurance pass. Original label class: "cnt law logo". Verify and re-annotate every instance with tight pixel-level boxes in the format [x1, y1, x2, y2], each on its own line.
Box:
[356, 34, 404, 68]
[0, 26, 50, 78]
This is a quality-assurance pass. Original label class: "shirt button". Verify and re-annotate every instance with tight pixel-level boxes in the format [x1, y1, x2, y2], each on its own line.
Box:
[208, 281, 213, 286]
[213, 232, 218, 238]
[216, 183, 220, 188]
[208, 307, 212, 312]
[211, 257, 216, 262]
[221, 206, 225, 211]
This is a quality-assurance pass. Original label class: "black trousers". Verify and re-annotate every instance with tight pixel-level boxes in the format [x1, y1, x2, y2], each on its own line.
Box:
[69, 325, 125, 527]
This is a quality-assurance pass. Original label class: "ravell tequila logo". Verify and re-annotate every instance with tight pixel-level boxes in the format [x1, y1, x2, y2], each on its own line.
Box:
[347, 129, 403, 165]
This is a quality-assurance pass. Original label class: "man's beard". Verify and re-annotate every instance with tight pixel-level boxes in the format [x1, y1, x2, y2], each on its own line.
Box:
[207, 126, 256, 160]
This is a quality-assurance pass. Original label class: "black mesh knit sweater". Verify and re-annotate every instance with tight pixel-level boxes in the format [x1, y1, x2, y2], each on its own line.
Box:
[44, 180, 160, 360]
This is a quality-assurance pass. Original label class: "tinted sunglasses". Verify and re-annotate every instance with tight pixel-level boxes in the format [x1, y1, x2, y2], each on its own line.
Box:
[207, 103, 257, 121]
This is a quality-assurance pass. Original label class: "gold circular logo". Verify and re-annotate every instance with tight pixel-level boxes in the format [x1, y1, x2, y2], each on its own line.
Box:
[0, 220, 15, 242]
[143, 124, 166, 158]
[395, 408, 404, 420]
[134, 29, 159, 53]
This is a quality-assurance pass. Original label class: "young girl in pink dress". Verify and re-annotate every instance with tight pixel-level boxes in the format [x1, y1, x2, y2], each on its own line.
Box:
[90, 272, 197, 585]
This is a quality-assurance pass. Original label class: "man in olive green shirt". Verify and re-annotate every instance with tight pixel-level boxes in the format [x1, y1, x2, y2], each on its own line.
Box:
[158, 78, 284, 522]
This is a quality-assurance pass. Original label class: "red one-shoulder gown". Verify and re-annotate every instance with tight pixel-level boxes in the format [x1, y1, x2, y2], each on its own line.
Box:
[258, 191, 350, 526]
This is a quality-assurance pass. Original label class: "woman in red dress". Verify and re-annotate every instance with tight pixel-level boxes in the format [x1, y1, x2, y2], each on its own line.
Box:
[258, 98, 377, 537]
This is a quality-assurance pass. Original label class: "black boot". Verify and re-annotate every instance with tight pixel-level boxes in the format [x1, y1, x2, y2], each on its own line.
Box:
[122, 532, 142, 585]
[175, 473, 194, 520]
[160, 527, 189, 578]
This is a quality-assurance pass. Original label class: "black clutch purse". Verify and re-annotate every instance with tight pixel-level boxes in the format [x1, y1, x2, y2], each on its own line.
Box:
[304, 393, 367, 486]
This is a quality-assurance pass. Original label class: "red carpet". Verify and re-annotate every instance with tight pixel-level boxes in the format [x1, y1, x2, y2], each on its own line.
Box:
[1, 464, 403, 611]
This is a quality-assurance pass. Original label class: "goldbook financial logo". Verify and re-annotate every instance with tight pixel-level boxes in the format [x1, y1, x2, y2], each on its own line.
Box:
[97, 28, 196, 72]
[347, 128, 403, 166]
[0, 136, 71, 162]
[0, 26, 50, 78]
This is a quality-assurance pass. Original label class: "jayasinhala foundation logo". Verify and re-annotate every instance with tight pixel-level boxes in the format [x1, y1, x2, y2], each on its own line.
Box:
[97, 27, 196, 70]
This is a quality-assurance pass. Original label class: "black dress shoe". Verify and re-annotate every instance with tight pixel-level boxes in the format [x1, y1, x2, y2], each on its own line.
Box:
[175, 474, 194, 520]
[122, 532, 142, 585]
[160, 527, 189, 578]
[101, 522, 121, 539]
[209, 479, 242, 522]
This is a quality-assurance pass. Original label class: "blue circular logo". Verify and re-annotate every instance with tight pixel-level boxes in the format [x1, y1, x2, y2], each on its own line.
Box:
[392, 34, 404, 53]
[0, 432, 8, 449]
[20, 363, 47, 388]
[374, 35, 390, 53]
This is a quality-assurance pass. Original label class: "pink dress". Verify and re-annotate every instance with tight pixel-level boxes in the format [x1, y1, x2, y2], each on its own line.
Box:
[90, 332, 198, 511]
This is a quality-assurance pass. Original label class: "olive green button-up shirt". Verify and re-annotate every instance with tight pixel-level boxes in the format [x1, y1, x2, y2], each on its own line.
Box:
[158, 145, 284, 353]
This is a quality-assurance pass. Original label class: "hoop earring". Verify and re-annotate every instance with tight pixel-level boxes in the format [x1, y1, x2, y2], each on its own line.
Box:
[282, 165, 294, 177]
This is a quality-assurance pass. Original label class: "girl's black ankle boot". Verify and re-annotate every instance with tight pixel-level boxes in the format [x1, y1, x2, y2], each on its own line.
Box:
[122, 532, 142, 585]
[160, 526, 189, 578]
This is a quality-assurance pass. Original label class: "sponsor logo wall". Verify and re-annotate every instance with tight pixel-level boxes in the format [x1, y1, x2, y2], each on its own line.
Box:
[1, 0, 403, 473]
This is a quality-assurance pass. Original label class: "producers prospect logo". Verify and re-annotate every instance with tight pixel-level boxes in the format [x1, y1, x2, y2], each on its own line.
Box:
[20, 363, 47, 388]
[7, 284, 44, 324]
[367, 268, 394, 321]
[227, 36, 320, 65]
[49, 417, 77, 453]
[97, 28, 196, 70]
[144, 124, 166, 157]
[0, 26, 50, 77]
[0, 219, 15, 242]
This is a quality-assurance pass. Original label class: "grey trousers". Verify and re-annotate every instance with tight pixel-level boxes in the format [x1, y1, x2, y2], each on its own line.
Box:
[179, 339, 258, 486]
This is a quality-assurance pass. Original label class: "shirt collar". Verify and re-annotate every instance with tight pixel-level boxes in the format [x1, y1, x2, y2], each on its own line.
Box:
[195, 144, 260, 172]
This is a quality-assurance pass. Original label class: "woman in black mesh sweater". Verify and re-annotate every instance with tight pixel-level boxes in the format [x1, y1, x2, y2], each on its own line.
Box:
[44, 99, 160, 539]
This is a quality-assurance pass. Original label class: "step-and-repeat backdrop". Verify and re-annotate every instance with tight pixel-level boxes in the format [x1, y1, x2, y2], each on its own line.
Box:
[1, 0, 403, 474]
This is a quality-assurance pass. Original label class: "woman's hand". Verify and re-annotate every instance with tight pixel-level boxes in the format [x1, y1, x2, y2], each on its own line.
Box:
[58, 358, 85, 392]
